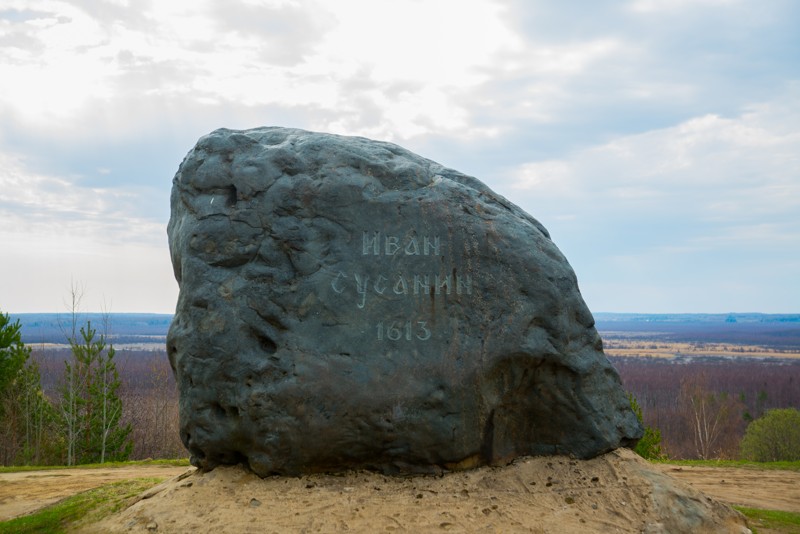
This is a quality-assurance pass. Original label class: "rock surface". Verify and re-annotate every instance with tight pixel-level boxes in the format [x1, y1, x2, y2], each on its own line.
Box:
[167, 126, 642, 476]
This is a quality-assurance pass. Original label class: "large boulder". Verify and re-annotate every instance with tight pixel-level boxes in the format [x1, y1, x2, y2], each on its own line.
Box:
[167, 127, 642, 476]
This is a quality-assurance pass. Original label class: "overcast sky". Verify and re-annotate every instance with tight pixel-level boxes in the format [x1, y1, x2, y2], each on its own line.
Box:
[1, 0, 798, 314]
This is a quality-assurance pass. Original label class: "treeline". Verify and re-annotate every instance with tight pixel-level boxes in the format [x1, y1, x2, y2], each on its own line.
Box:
[5, 306, 800, 466]
[16, 313, 171, 345]
[34, 349, 800, 463]
[1, 309, 182, 466]
[614, 356, 800, 459]
[29, 347, 183, 462]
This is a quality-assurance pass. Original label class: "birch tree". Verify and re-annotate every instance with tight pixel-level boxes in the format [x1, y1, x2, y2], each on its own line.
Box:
[679, 374, 744, 460]
[60, 326, 90, 466]
[60, 321, 132, 464]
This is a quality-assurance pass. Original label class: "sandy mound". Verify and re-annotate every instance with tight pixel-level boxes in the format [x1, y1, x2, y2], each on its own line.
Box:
[83, 449, 749, 533]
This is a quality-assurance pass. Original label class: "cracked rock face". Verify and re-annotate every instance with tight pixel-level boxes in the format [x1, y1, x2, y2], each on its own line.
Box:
[167, 127, 642, 476]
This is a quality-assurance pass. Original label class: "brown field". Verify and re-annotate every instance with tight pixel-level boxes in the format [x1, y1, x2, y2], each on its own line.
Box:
[603, 339, 800, 360]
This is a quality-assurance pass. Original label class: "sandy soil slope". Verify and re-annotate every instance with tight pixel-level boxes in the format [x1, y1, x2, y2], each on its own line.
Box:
[81, 450, 750, 534]
[6, 453, 798, 533]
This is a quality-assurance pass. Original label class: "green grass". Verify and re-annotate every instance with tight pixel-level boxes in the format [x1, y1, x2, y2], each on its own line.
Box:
[653, 458, 800, 471]
[735, 507, 800, 534]
[0, 477, 165, 534]
[0, 458, 190, 474]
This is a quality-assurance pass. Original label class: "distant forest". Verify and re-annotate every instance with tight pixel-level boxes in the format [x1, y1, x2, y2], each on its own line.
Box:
[15, 313, 172, 345]
[594, 312, 800, 349]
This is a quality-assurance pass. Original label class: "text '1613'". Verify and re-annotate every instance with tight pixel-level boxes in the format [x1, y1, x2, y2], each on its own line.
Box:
[376, 320, 432, 341]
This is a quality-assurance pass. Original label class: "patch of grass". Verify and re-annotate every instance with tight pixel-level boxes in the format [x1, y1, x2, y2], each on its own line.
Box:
[0, 477, 164, 534]
[0, 458, 190, 473]
[735, 506, 800, 534]
[653, 458, 800, 471]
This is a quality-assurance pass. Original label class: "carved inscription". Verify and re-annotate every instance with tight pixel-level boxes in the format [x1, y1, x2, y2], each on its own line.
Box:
[331, 272, 473, 309]
[377, 321, 432, 341]
[362, 231, 441, 256]
[331, 231, 475, 342]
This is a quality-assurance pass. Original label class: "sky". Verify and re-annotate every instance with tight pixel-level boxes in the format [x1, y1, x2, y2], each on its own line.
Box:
[0, 0, 798, 315]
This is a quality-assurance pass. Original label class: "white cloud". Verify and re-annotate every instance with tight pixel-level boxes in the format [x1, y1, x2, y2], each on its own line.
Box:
[630, 0, 740, 13]
[0, 0, 523, 143]
[0, 150, 175, 313]
[318, 0, 519, 85]
[0, 151, 162, 243]
[509, 88, 800, 231]
[498, 87, 800, 312]
[0, 0, 797, 313]
[0, 0, 532, 147]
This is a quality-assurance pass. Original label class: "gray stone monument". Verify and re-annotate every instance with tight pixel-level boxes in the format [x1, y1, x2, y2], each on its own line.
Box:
[167, 127, 642, 476]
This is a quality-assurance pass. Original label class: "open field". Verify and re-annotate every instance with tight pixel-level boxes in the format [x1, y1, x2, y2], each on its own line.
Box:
[653, 463, 800, 513]
[604, 339, 800, 360]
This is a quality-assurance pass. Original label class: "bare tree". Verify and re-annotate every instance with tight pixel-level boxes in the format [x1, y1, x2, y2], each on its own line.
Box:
[58, 282, 85, 466]
[123, 352, 183, 459]
[679, 373, 744, 460]
[58, 284, 131, 464]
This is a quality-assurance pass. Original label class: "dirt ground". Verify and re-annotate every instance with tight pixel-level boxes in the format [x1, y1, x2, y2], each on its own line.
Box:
[653, 463, 800, 513]
[2, 453, 798, 533]
[0, 465, 188, 521]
